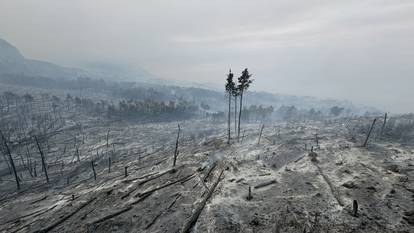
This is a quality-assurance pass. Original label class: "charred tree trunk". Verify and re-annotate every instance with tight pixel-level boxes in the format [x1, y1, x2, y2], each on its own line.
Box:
[363, 119, 377, 147]
[108, 157, 111, 173]
[35, 136, 49, 183]
[234, 96, 237, 135]
[237, 91, 243, 141]
[173, 124, 181, 167]
[34, 160, 37, 177]
[353, 200, 358, 217]
[247, 186, 252, 200]
[258, 124, 265, 145]
[0, 131, 20, 190]
[75, 146, 80, 162]
[227, 93, 231, 144]
[106, 129, 110, 150]
[91, 161, 96, 180]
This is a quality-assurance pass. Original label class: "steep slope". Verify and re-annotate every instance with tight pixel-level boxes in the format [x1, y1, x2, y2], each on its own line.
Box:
[0, 38, 88, 79]
[0, 38, 25, 73]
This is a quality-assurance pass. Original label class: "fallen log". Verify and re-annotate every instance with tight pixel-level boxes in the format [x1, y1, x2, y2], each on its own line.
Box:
[145, 212, 162, 229]
[145, 193, 182, 230]
[89, 206, 133, 226]
[122, 171, 159, 184]
[316, 165, 344, 206]
[254, 179, 277, 189]
[294, 155, 306, 163]
[130, 192, 152, 205]
[168, 193, 181, 209]
[180, 170, 224, 233]
[121, 167, 181, 199]
[9, 205, 58, 233]
[202, 162, 217, 182]
[137, 173, 196, 198]
[3, 204, 57, 226]
[139, 147, 164, 159]
[197, 175, 209, 191]
[259, 173, 272, 176]
[138, 166, 180, 186]
[34, 197, 97, 233]
[30, 195, 48, 205]
[154, 157, 168, 166]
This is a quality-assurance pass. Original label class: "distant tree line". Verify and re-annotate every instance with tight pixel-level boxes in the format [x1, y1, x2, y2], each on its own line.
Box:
[62, 94, 199, 122]
[0, 90, 200, 128]
[240, 105, 274, 122]
[0, 73, 221, 109]
[274, 105, 349, 121]
[107, 99, 198, 121]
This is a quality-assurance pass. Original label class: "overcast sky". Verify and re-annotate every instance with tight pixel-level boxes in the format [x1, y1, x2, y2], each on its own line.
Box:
[1, 0, 413, 112]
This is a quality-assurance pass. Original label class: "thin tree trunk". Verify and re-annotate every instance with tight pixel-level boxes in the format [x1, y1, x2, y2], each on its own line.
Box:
[173, 124, 181, 167]
[91, 161, 96, 180]
[76, 146, 80, 162]
[363, 119, 377, 147]
[106, 129, 110, 150]
[0, 131, 20, 190]
[108, 157, 111, 173]
[227, 93, 231, 144]
[35, 136, 49, 183]
[234, 96, 237, 134]
[237, 92, 243, 141]
[34, 160, 37, 177]
[258, 124, 265, 145]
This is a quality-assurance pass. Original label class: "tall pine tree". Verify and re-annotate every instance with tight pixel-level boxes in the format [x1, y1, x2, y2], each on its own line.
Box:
[237, 68, 253, 141]
[225, 69, 235, 144]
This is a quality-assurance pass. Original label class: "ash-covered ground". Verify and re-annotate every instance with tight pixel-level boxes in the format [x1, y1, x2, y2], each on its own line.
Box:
[0, 117, 413, 233]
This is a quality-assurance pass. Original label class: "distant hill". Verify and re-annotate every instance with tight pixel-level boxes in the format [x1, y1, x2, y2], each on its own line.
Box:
[0, 38, 381, 115]
[0, 38, 90, 79]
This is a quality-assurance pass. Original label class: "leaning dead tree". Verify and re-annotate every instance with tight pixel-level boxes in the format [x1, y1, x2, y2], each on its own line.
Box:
[258, 124, 265, 145]
[363, 118, 377, 147]
[173, 124, 181, 167]
[35, 136, 49, 183]
[91, 161, 96, 180]
[0, 130, 20, 190]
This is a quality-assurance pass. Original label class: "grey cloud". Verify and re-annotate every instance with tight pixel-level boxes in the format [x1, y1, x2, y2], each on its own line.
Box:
[0, 0, 413, 112]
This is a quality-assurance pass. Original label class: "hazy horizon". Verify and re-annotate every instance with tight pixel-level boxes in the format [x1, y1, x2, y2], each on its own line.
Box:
[1, 0, 413, 113]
